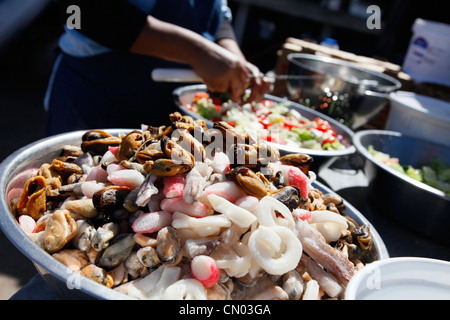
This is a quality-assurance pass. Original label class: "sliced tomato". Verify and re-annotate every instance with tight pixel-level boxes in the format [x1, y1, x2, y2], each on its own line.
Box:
[260, 99, 273, 108]
[193, 92, 210, 103]
[283, 120, 301, 130]
[321, 135, 337, 146]
[183, 104, 194, 111]
[314, 118, 331, 132]
[326, 129, 337, 137]
[265, 135, 286, 144]
[258, 115, 271, 129]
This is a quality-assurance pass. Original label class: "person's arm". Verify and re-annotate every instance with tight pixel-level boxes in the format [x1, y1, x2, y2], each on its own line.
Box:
[215, 37, 270, 102]
[130, 15, 251, 102]
[57, 0, 269, 102]
[214, 18, 271, 102]
[214, 19, 245, 60]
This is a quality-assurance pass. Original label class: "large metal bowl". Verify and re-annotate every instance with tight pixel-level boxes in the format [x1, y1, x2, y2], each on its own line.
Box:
[0, 130, 133, 300]
[287, 53, 402, 130]
[0, 129, 388, 299]
[353, 130, 450, 245]
[173, 84, 356, 171]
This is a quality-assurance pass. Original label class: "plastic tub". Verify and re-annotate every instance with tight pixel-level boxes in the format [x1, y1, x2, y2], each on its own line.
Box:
[386, 91, 450, 148]
[402, 18, 450, 86]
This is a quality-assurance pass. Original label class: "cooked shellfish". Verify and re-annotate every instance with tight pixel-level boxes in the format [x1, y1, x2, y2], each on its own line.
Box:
[43, 209, 78, 253]
[16, 176, 47, 220]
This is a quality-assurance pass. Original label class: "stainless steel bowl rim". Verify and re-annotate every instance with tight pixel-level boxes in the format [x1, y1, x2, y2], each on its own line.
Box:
[287, 53, 402, 94]
[0, 129, 388, 299]
[173, 84, 357, 157]
[0, 130, 134, 300]
[353, 129, 450, 200]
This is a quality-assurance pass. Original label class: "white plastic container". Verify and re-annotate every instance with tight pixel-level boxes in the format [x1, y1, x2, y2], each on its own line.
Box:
[345, 257, 450, 300]
[386, 91, 450, 147]
[402, 18, 450, 86]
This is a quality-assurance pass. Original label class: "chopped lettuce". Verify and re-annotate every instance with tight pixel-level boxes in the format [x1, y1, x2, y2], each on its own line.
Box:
[322, 140, 345, 151]
[390, 162, 405, 174]
[196, 97, 219, 120]
[368, 145, 390, 163]
[368, 146, 450, 196]
[405, 166, 423, 181]
[292, 128, 315, 141]
[267, 113, 284, 125]
[269, 102, 290, 115]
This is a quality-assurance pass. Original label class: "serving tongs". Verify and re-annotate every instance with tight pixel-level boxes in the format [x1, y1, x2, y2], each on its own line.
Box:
[151, 68, 325, 83]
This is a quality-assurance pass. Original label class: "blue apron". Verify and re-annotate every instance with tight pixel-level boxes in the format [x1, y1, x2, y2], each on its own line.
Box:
[45, 0, 227, 135]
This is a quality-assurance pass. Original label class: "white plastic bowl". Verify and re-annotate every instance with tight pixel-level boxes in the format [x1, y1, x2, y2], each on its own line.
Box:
[386, 91, 450, 147]
[345, 257, 450, 300]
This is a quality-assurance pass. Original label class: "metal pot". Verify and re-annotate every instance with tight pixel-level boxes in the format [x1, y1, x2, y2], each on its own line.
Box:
[0, 129, 389, 299]
[287, 53, 402, 130]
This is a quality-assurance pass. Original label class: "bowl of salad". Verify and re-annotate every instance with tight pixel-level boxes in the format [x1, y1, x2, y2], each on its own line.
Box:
[353, 130, 450, 245]
[173, 85, 356, 165]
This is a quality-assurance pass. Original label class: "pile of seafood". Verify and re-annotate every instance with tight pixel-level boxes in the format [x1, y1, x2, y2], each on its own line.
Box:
[8, 112, 375, 300]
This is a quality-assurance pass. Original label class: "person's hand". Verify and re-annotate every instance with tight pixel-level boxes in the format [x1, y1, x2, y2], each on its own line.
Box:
[191, 45, 247, 103]
[244, 61, 272, 103]
[191, 44, 270, 103]
[130, 16, 270, 103]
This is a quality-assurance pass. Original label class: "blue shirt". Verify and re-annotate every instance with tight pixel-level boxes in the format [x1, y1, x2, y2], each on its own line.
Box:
[59, 0, 232, 57]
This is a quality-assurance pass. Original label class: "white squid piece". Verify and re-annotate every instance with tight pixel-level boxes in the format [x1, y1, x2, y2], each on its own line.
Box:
[213, 245, 253, 278]
[256, 196, 295, 230]
[81, 181, 105, 198]
[248, 225, 302, 276]
[124, 265, 181, 300]
[211, 151, 230, 175]
[162, 279, 207, 300]
[106, 163, 124, 176]
[171, 211, 231, 237]
[207, 194, 257, 228]
[100, 150, 118, 165]
[302, 280, 320, 300]
[183, 163, 209, 203]
[235, 195, 259, 213]
[308, 210, 349, 243]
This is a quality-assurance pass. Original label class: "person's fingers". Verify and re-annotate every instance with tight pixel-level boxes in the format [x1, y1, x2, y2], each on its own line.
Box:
[246, 74, 272, 102]
[230, 77, 243, 103]
[203, 77, 227, 94]
[229, 61, 252, 103]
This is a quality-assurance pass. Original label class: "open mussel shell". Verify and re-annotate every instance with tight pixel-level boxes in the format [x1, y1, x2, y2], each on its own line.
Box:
[0, 129, 388, 300]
